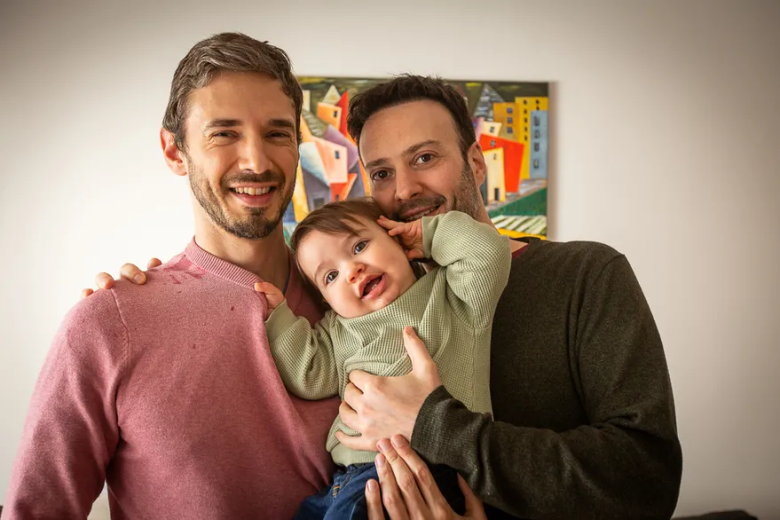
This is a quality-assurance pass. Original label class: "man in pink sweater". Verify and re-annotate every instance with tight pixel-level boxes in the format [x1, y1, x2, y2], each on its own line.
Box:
[2, 33, 339, 519]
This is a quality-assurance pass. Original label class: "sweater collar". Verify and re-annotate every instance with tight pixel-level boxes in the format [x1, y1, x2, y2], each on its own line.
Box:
[183, 238, 304, 309]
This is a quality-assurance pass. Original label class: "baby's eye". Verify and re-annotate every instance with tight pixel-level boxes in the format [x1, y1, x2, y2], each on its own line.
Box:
[325, 271, 338, 285]
[354, 240, 368, 254]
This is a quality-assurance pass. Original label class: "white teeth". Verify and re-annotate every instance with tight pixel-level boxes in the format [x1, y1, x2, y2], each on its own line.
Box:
[406, 207, 436, 222]
[234, 187, 272, 195]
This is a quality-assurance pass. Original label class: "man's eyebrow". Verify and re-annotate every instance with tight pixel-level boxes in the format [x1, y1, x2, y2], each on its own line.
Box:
[362, 140, 442, 170]
[362, 156, 391, 171]
[202, 118, 296, 131]
[268, 118, 296, 130]
[203, 119, 242, 130]
[404, 140, 442, 156]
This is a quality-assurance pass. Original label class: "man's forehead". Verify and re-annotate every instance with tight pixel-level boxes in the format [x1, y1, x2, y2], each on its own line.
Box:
[187, 72, 295, 121]
[359, 100, 458, 158]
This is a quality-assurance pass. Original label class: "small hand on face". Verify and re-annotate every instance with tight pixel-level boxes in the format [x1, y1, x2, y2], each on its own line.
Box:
[377, 216, 426, 261]
[336, 327, 441, 451]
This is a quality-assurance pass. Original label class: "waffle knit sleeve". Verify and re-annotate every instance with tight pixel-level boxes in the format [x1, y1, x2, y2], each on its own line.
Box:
[421, 211, 511, 328]
[265, 300, 340, 400]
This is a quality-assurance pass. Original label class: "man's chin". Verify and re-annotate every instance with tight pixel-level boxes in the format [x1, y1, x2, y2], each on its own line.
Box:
[224, 219, 282, 240]
[219, 207, 285, 240]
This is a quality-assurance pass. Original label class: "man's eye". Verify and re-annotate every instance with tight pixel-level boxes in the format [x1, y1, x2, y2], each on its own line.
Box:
[354, 240, 368, 254]
[212, 132, 235, 138]
[371, 170, 389, 181]
[269, 131, 291, 139]
[415, 153, 434, 164]
[325, 271, 338, 285]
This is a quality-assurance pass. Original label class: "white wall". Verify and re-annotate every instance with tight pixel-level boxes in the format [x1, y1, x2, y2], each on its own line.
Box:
[1, 0, 778, 517]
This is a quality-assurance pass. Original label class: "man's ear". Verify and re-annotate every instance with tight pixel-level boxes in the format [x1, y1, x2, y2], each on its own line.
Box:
[160, 128, 187, 177]
[467, 141, 487, 188]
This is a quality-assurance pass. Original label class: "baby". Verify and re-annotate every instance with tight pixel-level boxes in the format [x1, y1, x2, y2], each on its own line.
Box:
[255, 198, 510, 520]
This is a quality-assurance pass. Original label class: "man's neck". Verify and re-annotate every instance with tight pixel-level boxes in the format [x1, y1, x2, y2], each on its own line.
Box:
[474, 206, 528, 254]
[194, 220, 290, 292]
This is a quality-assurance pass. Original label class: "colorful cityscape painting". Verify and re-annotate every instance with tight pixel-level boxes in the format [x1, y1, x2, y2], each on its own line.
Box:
[284, 77, 549, 240]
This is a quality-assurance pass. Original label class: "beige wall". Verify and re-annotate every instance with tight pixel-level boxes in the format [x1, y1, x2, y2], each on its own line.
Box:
[1, 0, 778, 517]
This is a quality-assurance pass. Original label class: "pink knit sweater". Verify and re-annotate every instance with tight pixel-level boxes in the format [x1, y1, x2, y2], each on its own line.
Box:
[2, 240, 338, 520]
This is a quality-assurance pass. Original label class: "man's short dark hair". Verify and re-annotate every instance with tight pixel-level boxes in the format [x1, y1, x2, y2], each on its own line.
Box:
[347, 75, 476, 158]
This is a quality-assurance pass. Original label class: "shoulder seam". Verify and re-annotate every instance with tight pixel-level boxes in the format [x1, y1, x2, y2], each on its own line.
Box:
[591, 253, 627, 285]
[108, 290, 130, 387]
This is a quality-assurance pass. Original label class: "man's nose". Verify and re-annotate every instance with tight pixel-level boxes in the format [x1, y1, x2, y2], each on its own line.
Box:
[239, 135, 273, 173]
[394, 166, 422, 202]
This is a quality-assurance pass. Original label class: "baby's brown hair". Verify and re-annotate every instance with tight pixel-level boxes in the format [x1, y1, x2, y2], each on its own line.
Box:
[290, 198, 386, 285]
[290, 198, 385, 256]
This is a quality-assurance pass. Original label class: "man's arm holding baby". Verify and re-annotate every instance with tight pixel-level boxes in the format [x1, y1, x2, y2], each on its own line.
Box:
[338, 261, 682, 519]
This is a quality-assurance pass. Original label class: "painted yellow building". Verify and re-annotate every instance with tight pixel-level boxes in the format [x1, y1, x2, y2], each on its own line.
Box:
[483, 148, 506, 202]
[492, 102, 520, 142]
[514, 97, 549, 180]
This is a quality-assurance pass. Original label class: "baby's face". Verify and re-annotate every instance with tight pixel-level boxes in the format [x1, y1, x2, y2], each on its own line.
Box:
[296, 217, 417, 319]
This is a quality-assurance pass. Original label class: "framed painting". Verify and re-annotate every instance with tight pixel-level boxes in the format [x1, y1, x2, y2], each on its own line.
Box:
[284, 77, 549, 240]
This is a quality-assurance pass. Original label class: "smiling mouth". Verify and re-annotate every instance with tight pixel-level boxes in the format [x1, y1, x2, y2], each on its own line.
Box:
[402, 204, 441, 222]
[361, 274, 384, 298]
[230, 186, 277, 196]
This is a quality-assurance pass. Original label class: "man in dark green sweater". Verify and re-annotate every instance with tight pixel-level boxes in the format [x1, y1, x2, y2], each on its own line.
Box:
[335, 75, 683, 519]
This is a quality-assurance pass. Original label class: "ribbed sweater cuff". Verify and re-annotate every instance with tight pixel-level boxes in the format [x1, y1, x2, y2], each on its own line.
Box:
[265, 300, 299, 344]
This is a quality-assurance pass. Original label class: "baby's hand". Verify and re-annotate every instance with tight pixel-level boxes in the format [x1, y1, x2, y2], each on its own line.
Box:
[377, 215, 425, 261]
[254, 281, 285, 318]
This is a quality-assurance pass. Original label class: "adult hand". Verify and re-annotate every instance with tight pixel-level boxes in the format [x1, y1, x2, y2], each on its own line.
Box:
[336, 327, 441, 450]
[365, 434, 486, 520]
[80, 258, 162, 298]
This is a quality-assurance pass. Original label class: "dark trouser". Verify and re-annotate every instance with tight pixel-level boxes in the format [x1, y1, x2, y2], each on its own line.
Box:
[295, 462, 465, 520]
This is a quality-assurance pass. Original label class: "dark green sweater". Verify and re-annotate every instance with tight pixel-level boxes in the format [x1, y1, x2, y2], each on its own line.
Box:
[412, 239, 682, 519]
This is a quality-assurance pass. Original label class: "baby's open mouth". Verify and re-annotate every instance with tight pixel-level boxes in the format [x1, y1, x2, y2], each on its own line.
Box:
[362, 275, 384, 298]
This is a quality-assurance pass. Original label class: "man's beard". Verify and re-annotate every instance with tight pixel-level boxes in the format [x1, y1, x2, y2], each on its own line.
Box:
[451, 160, 484, 220]
[395, 160, 483, 222]
[188, 162, 294, 240]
